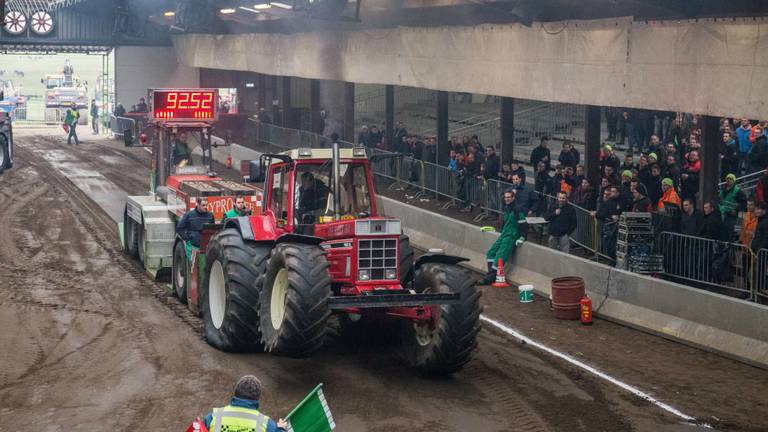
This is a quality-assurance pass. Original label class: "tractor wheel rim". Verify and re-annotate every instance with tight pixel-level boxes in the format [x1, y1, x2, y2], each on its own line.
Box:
[175, 249, 185, 289]
[209, 260, 226, 330]
[413, 322, 434, 346]
[271, 268, 289, 330]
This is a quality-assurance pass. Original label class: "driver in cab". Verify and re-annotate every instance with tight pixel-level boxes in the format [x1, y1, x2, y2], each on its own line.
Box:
[296, 172, 330, 224]
[173, 131, 192, 167]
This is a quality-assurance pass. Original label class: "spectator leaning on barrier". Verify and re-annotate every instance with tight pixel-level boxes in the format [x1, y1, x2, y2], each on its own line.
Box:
[719, 173, 747, 241]
[545, 191, 577, 253]
[680, 198, 703, 236]
[700, 201, 726, 242]
[484, 146, 500, 180]
[509, 174, 538, 216]
[740, 198, 758, 246]
[572, 178, 596, 211]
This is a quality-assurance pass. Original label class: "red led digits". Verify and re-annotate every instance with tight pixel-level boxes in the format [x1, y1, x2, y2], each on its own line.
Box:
[154, 90, 216, 121]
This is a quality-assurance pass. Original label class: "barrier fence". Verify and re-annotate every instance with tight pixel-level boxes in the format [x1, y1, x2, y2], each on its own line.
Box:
[109, 115, 136, 140]
[656, 232, 754, 300]
[211, 121, 768, 305]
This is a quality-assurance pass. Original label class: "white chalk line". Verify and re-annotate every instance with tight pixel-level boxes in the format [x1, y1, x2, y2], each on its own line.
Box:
[479, 315, 711, 428]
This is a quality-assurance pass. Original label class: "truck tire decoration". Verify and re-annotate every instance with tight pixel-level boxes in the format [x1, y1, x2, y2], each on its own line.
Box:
[30, 11, 53, 35]
[3, 11, 27, 35]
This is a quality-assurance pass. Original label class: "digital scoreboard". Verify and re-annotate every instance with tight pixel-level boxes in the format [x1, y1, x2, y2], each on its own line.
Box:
[151, 89, 218, 122]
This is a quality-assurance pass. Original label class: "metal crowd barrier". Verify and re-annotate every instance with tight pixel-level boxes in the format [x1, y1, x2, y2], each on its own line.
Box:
[754, 249, 768, 303]
[656, 232, 754, 299]
[109, 115, 136, 140]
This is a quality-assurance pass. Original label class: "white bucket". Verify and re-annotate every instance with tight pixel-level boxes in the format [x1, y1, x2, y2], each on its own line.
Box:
[518, 284, 534, 303]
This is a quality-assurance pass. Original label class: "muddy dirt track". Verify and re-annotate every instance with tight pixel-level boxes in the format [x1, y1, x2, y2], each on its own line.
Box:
[0, 127, 765, 431]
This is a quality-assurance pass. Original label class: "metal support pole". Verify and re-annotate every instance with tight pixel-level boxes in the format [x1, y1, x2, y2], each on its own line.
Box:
[584, 105, 602, 187]
[344, 82, 355, 143]
[310, 79, 321, 134]
[437, 91, 449, 166]
[501, 97, 514, 163]
[281, 76, 292, 128]
[385, 84, 394, 152]
[700, 115, 720, 207]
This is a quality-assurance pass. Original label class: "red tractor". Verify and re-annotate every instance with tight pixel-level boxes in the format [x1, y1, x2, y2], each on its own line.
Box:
[124, 89, 482, 374]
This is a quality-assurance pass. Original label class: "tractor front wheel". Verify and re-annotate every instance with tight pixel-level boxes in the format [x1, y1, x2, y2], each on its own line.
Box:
[258, 243, 331, 357]
[172, 241, 188, 303]
[202, 228, 269, 352]
[401, 262, 482, 374]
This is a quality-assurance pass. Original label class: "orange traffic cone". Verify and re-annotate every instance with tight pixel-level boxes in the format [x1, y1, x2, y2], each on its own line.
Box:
[491, 258, 510, 288]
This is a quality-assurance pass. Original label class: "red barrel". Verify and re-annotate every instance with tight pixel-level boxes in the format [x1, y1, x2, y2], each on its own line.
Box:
[551, 277, 585, 320]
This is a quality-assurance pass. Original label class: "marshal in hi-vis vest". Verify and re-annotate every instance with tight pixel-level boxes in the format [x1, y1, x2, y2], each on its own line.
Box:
[209, 405, 270, 432]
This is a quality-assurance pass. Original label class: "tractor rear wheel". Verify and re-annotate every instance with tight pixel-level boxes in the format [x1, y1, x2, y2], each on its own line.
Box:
[202, 228, 269, 352]
[258, 243, 331, 357]
[400, 235, 414, 288]
[401, 262, 482, 375]
[172, 241, 188, 303]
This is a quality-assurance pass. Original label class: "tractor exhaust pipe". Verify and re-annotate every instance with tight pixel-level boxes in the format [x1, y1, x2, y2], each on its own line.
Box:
[331, 134, 341, 221]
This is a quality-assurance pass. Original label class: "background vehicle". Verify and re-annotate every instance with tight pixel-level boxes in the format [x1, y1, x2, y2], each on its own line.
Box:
[42, 60, 88, 125]
[0, 78, 27, 120]
[122, 89, 481, 375]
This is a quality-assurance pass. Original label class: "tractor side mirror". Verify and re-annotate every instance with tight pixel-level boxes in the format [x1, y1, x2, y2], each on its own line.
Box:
[249, 160, 264, 183]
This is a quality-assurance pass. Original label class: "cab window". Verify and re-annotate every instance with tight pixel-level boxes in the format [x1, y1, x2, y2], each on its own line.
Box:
[269, 164, 290, 224]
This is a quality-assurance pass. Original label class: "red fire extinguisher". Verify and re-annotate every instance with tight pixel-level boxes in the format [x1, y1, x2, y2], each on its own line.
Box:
[580, 295, 593, 325]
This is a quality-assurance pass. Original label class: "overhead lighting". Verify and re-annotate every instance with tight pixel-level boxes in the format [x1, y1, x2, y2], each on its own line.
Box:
[239, 6, 261, 13]
[270, 2, 293, 9]
[220, 8, 237, 14]
[254, 3, 272, 9]
[163, 11, 175, 17]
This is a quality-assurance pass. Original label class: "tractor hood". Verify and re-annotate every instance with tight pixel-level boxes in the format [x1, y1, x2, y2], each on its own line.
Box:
[314, 217, 401, 241]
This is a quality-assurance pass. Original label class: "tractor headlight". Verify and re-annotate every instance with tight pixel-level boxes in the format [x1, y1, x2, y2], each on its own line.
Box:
[358, 270, 370, 281]
[385, 269, 397, 280]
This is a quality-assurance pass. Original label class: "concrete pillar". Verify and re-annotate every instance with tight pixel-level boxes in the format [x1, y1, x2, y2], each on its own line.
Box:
[385, 85, 394, 152]
[500, 97, 514, 163]
[310, 79, 321, 134]
[584, 105, 602, 187]
[437, 91, 449, 166]
[700, 115, 720, 208]
[344, 82, 355, 143]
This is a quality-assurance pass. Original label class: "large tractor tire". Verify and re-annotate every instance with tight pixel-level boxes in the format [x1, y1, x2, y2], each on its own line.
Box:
[401, 262, 482, 375]
[258, 242, 331, 357]
[123, 207, 139, 259]
[0, 134, 7, 175]
[172, 241, 189, 303]
[202, 228, 269, 352]
[400, 234, 414, 288]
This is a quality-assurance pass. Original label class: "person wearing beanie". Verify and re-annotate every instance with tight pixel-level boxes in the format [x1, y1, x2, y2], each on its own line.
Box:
[619, 170, 634, 210]
[658, 177, 681, 211]
[630, 183, 653, 212]
[648, 152, 658, 164]
[600, 144, 620, 177]
[204, 375, 288, 432]
[719, 173, 747, 241]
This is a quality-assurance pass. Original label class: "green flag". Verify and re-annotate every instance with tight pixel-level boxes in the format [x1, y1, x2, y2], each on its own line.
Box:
[285, 384, 335, 432]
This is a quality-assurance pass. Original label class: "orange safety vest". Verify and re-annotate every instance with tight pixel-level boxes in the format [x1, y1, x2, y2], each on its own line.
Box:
[740, 211, 758, 246]
[657, 188, 681, 210]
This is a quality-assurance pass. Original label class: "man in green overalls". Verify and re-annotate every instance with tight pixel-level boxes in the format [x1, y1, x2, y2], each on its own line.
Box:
[479, 189, 527, 285]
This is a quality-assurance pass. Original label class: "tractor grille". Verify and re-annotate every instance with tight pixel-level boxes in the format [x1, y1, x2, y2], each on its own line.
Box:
[358, 238, 398, 280]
